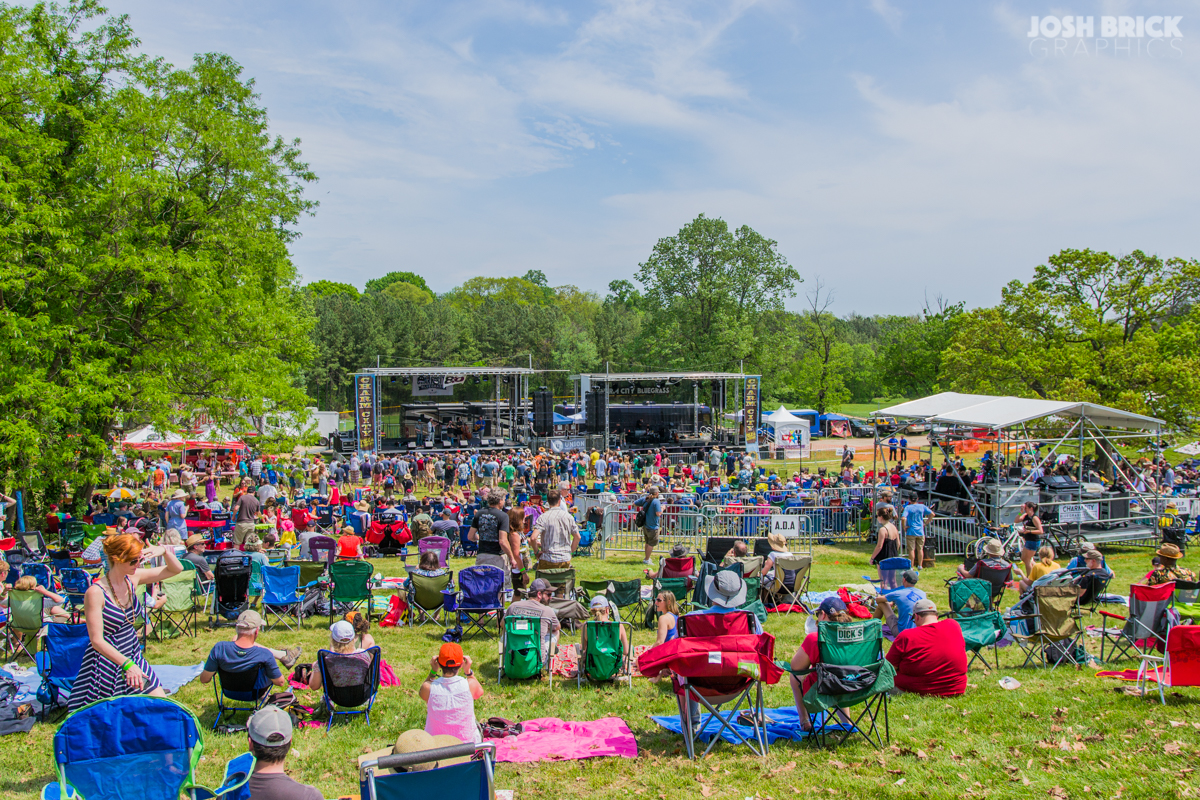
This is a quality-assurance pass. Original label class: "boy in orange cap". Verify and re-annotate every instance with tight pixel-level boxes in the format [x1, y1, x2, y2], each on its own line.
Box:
[419, 643, 484, 743]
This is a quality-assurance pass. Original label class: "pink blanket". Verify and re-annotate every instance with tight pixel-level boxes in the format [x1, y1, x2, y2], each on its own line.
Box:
[491, 717, 637, 762]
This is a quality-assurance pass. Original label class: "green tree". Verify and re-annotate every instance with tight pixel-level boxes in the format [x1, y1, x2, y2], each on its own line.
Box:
[306, 280, 359, 298]
[382, 280, 433, 305]
[364, 270, 431, 295]
[877, 300, 963, 398]
[0, 2, 315, 505]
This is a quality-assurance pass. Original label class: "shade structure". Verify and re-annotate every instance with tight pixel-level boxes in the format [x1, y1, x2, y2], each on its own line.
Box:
[873, 392, 1162, 431]
[766, 406, 804, 425]
[121, 425, 248, 451]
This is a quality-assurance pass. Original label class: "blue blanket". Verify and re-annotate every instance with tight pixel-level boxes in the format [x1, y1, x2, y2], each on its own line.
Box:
[2, 663, 204, 711]
[651, 705, 853, 744]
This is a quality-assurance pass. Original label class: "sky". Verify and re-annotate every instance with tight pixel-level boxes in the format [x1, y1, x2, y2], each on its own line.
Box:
[106, 0, 1200, 315]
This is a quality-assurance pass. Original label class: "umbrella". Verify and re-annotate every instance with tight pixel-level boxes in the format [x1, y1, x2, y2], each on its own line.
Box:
[107, 487, 137, 499]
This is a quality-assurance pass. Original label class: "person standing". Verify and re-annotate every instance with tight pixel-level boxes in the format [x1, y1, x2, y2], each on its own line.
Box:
[69, 534, 182, 711]
[899, 436, 908, 461]
[634, 486, 663, 566]
[232, 489, 261, 548]
[532, 489, 580, 571]
[887, 435, 898, 461]
[469, 488, 515, 590]
[165, 489, 189, 536]
[900, 501, 933, 568]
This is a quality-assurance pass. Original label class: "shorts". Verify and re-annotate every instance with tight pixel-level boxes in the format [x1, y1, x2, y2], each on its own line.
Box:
[642, 526, 660, 547]
[1022, 539, 1041, 552]
[233, 522, 255, 546]
[458, 478, 468, 487]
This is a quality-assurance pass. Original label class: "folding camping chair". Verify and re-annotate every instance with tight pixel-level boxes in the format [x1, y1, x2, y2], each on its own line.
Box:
[358, 741, 496, 800]
[795, 618, 894, 749]
[534, 567, 576, 600]
[2, 589, 43, 661]
[149, 571, 199, 640]
[870, 557, 911, 591]
[22, 561, 53, 589]
[577, 619, 634, 688]
[18, 530, 48, 560]
[418, 535, 451, 568]
[1137, 624, 1200, 705]
[317, 646, 382, 730]
[1007, 585, 1085, 669]
[286, 559, 326, 589]
[41, 696, 254, 800]
[407, 571, 453, 626]
[457, 526, 477, 558]
[657, 555, 697, 584]
[328, 560, 373, 623]
[36, 622, 89, 719]
[944, 578, 1005, 670]
[456, 565, 505, 640]
[58, 567, 93, 623]
[209, 553, 251, 627]
[762, 555, 812, 612]
[211, 662, 272, 729]
[499, 614, 554, 684]
[1175, 580, 1200, 623]
[1099, 582, 1175, 663]
[702, 536, 740, 565]
[584, 577, 645, 622]
[371, 519, 412, 557]
[308, 535, 337, 569]
[260, 565, 305, 631]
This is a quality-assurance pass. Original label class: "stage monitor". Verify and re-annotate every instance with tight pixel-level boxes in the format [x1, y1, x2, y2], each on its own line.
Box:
[533, 388, 554, 436]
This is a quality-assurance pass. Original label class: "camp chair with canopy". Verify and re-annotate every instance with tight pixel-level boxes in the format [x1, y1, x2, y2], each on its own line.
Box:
[418, 535, 452, 568]
[577, 619, 634, 688]
[1007, 585, 1085, 669]
[358, 741, 496, 800]
[499, 614, 554, 684]
[42, 696, 255, 800]
[762, 555, 812, 612]
[944, 578, 1005, 670]
[36, 623, 89, 719]
[1137, 624, 1200, 704]
[637, 611, 782, 759]
[149, 571, 199, 640]
[407, 571, 453, 627]
[328, 560, 374, 623]
[317, 645, 382, 730]
[2, 589, 43, 661]
[792, 618, 894, 749]
[211, 662, 272, 729]
[1099, 582, 1175, 663]
[534, 567, 576, 600]
[456, 565, 505, 640]
[260, 565, 305, 632]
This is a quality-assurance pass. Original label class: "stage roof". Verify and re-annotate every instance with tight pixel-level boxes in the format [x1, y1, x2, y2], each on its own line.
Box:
[366, 366, 535, 375]
[873, 392, 1163, 431]
[571, 372, 748, 381]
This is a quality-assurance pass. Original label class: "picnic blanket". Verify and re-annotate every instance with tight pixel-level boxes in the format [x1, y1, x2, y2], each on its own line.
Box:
[1095, 669, 1157, 683]
[1, 662, 204, 711]
[651, 705, 852, 744]
[491, 717, 637, 762]
[550, 643, 651, 678]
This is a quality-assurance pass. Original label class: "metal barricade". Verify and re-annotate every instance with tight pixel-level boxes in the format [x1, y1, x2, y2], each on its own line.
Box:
[925, 516, 982, 557]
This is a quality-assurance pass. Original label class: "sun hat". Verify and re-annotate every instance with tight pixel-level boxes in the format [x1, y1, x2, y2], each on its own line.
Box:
[353, 500, 370, 512]
[185, 534, 206, 548]
[767, 532, 789, 553]
[817, 596, 848, 615]
[357, 730, 469, 775]
[438, 642, 464, 668]
[330, 620, 355, 643]
[912, 598, 938, 617]
[705, 571, 747, 608]
[235, 610, 265, 632]
[982, 538, 1005, 557]
[248, 706, 292, 746]
[171, 489, 188, 500]
[1156, 543, 1184, 560]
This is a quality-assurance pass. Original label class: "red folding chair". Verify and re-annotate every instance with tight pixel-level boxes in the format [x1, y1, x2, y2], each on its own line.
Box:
[1138, 624, 1200, 704]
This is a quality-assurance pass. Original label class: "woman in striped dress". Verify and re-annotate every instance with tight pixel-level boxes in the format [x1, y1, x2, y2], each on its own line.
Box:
[69, 533, 183, 711]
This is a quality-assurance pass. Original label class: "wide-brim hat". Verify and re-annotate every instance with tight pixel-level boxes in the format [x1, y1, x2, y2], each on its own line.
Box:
[170, 489, 188, 500]
[185, 534, 206, 548]
[982, 538, 1005, 557]
[353, 501, 370, 512]
[767, 532, 789, 553]
[357, 731, 467, 775]
[1156, 543, 1184, 560]
[704, 571, 747, 608]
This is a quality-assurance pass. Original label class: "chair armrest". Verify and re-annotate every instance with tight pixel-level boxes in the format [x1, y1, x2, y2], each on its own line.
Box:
[1098, 610, 1126, 621]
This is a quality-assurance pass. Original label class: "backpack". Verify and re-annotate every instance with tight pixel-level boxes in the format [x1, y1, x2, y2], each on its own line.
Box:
[0, 677, 34, 736]
[481, 717, 524, 739]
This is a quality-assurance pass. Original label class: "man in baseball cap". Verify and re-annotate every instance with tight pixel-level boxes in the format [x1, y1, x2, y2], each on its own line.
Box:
[247, 706, 322, 800]
[884, 596, 968, 697]
[877, 568, 926, 635]
[199, 610, 300, 701]
[505, 578, 562, 663]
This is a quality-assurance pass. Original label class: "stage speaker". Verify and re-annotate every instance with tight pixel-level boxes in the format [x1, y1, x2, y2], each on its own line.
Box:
[585, 389, 607, 435]
[710, 382, 722, 408]
[533, 388, 554, 436]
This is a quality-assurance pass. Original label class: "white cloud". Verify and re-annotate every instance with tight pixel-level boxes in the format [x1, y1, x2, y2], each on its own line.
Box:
[869, 0, 903, 34]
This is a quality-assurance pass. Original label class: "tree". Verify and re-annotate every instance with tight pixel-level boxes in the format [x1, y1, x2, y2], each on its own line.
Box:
[790, 280, 851, 415]
[877, 299, 963, 398]
[306, 280, 359, 298]
[0, 2, 315, 506]
[635, 214, 801, 370]
[382, 280, 433, 305]
[364, 270, 431, 295]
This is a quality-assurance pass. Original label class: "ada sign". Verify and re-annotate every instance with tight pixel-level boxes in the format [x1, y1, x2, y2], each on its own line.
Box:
[770, 515, 802, 539]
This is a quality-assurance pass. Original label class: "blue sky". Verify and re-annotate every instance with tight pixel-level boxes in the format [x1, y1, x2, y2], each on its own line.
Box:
[111, 0, 1200, 314]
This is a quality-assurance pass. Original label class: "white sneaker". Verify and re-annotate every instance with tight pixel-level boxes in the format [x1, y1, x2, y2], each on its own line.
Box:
[643, 559, 653, 566]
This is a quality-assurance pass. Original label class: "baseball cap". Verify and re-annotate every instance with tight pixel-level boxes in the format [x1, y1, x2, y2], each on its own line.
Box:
[817, 597, 847, 615]
[235, 610, 264, 632]
[902, 569, 920, 585]
[589, 595, 610, 609]
[528, 578, 552, 593]
[248, 705, 292, 746]
[1083, 549, 1103, 562]
[912, 598, 938, 616]
[330, 620, 355, 643]
[438, 642, 464, 668]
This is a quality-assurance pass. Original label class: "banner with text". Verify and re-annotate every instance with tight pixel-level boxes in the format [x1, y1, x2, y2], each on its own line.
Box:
[355, 373, 378, 453]
[412, 374, 468, 396]
[744, 375, 762, 455]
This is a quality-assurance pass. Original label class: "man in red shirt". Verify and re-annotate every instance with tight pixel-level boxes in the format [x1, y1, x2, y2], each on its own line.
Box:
[885, 598, 967, 696]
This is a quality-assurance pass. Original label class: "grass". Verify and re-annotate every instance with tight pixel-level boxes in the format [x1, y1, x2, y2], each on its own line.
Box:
[6, 538, 1200, 800]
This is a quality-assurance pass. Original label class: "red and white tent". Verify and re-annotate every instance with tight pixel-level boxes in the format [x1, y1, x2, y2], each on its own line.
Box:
[121, 425, 248, 452]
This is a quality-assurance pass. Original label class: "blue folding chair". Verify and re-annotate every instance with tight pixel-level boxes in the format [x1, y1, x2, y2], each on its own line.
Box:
[58, 569, 93, 623]
[260, 565, 305, 632]
[42, 695, 254, 800]
[49, 552, 78, 574]
[358, 741, 496, 800]
[36, 623, 90, 719]
[212, 663, 271, 729]
[317, 646, 381, 730]
[22, 561, 53, 590]
[458, 525, 478, 558]
[456, 565, 505, 640]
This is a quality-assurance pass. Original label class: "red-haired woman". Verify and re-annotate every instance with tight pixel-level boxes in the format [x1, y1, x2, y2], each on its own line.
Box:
[69, 534, 182, 711]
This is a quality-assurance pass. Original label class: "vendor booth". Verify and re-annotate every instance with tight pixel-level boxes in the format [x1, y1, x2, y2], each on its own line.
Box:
[766, 407, 811, 459]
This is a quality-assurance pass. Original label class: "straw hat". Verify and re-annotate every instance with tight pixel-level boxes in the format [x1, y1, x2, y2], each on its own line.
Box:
[170, 489, 188, 500]
[767, 532, 789, 553]
[357, 730, 467, 775]
[1156, 543, 1184, 560]
[185, 534, 206, 549]
[982, 538, 1005, 557]
[353, 500, 370, 513]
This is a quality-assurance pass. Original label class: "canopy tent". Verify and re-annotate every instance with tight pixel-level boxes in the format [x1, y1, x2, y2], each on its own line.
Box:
[525, 411, 578, 426]
[767, 407, 804, 425]
[121, 425, 248, 452]
[766, 406, 810, 454]
[874, 392, 1163, 432]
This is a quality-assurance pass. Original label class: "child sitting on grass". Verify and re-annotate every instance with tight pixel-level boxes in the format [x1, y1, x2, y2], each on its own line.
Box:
[420, 643, 484, 744]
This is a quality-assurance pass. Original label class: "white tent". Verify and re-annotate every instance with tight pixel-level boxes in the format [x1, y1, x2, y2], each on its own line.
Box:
[874, 392, 1162, 431]
[767, 406, 810, 456]
[767, 406, 804, 425]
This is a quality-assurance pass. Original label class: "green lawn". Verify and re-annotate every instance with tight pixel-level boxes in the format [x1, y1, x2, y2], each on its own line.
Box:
[4, 542, 1198, 800]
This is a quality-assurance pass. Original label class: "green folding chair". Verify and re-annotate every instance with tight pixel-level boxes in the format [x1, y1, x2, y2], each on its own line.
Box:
[646, 577, 692, 628]
[408, 572, 452, 627]
[328, 560, 374, 623]
[2, 589, 43, 661]
[581, 578, 645, 623]
[946, 578, 1004, 670]
[286, 560, 326, 588]
[578, 619, 632, 688]
[499, 614, 553, 684]
[149, 572, 199, 640]
[534, 567, 576, 600]
[797, 618, 894, 749]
